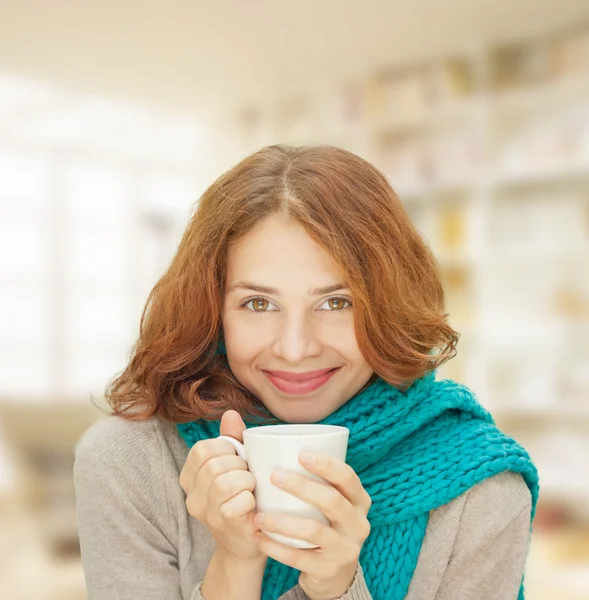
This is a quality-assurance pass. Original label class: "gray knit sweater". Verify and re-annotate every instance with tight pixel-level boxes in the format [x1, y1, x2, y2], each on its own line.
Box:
[74, 415, 532, 600]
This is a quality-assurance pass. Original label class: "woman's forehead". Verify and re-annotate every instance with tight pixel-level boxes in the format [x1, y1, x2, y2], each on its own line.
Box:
[226, 215, 342, 277]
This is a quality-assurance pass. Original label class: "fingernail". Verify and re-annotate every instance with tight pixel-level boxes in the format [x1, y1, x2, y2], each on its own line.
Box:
[299, 451, 315, 464]
[272, 470, 288, 484]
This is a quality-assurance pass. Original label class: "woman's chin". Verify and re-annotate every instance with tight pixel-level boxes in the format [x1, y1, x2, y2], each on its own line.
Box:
[263, 400, 332, 424]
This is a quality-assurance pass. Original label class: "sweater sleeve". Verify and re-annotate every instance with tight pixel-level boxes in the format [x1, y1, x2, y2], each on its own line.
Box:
[433, 471, 533, 600]
[276, 473, 531, 600]
[74, 417, 313, 600]
[74, 417, 185, 600]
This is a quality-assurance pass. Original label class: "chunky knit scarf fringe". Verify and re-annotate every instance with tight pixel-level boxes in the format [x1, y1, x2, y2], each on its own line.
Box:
[178, 371, 539, 600]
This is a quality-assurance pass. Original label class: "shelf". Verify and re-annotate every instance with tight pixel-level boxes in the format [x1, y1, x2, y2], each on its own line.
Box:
[489, 163, 589, 190]
[482, 244, 589, 266]
[394, 181, 477, 202]
[369, 98, 477, 139]
[369, 75, 589, 140]
[489, 74, 589, 117]
[393, 163, 589, 200]
[491, 405, 589, 424]
[419, 245, 586, 269]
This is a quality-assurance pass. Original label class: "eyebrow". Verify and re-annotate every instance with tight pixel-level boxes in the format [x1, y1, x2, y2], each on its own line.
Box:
[227, 281, 349, 296]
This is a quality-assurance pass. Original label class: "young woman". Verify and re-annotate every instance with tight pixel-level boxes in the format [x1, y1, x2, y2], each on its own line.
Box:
[74, 145, 538, 600]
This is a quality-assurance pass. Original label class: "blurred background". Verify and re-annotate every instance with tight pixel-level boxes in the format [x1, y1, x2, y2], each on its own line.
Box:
[1, 1, 589, 598]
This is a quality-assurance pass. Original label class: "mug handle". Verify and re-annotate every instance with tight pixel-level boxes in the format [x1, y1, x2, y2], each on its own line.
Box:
[217, 435, 247, 461]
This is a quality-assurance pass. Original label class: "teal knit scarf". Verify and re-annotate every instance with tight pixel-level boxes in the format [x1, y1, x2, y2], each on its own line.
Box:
[177, 371, 539, 600]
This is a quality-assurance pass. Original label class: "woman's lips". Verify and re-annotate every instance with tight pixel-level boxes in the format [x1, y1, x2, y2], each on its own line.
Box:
[263, 368, 340, 395]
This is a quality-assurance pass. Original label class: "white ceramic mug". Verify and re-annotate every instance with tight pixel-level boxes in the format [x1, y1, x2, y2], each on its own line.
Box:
[218, 423, 349, 549]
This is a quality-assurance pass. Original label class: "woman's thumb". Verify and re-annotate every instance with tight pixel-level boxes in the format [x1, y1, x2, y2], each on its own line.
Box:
[220, 410, 246, 442]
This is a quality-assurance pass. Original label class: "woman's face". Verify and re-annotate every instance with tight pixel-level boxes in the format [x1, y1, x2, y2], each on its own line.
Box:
[222, 213, 373, 423]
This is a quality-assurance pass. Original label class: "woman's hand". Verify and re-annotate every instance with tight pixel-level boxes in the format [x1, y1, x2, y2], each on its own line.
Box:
[179, 410, 265, 563]
[252, 452, 372, 600]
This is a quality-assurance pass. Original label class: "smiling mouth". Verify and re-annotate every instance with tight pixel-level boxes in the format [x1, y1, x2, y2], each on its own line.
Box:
[262, 367, 341, 395]
[263, 368, 338, 381]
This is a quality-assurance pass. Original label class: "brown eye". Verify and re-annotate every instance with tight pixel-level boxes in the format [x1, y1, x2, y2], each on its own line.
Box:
[325, 297, 351, 311]
[243, 298, 275, 312]
[252, 298, 269, 312]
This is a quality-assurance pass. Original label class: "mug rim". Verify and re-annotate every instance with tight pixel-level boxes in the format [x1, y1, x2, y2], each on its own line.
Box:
[244, 424, 348, 438]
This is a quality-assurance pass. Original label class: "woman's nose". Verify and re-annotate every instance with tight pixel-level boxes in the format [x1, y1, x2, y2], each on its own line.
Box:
[271, 314, 322, 364]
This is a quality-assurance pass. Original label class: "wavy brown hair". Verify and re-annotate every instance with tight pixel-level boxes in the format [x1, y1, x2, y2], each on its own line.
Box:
[107, 144, 459, 423]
